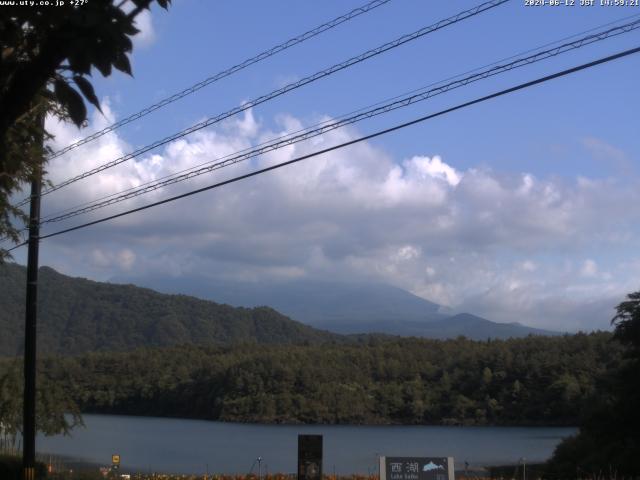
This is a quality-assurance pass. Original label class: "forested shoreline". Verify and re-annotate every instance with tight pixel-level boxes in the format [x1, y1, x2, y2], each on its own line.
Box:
[0, 332, 619, 427]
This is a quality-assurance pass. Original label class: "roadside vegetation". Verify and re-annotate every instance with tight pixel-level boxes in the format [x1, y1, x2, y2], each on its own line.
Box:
[545, 292, 640, 477]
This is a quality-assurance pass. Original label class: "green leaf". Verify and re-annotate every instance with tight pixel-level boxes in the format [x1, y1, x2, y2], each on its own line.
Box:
[93, 58, 112, 77]
[130, 0, 153, 9]
[73, 76, 102, 113]
[54, 79, 87, 127]
[113, 52, 132, 76]
[67, 48, 92, 75]
[92, 44, 113, 77]
[119, 35, 133, 54]
[122, 23, 140, 36]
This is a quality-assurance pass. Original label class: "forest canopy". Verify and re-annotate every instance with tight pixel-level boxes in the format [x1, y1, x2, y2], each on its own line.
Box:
[0, 333, 620, 428]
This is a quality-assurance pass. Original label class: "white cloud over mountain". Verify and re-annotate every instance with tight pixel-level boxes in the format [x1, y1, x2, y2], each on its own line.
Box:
[28, 103, 640, 332]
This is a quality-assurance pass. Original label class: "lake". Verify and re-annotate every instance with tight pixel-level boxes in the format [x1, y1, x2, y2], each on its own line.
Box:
[36, 414, 576, 475]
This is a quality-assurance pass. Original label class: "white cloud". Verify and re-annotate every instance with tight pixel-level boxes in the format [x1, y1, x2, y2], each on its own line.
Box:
[580, 259, 598, 278]
[394, 245, 421, 262]
[132, 9, 156, 48]
[582, 137, 634, 176]
[90, 248, 136, 271]
[32, 107, 640, 332]
[520, 260, 537, 272]
[406, 155, 461, 186]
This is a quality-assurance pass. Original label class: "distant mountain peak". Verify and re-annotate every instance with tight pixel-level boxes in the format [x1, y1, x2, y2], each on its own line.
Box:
[111, 273, 560, 340]
[1, 263, 560, 348]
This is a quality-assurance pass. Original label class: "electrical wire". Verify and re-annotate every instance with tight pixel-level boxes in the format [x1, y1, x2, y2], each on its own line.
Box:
[15, 0, 509, 207]
[46, 0, 394, 160]
[37, 17, 640, 225]
[37, 11, 640, 222]
[5, 43, 636, 252]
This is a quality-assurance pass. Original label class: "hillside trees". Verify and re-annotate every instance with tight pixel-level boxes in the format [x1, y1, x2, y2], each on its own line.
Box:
[0, 263, 340, 356]
[547, 291, 640, 477]
[0, 333, 620, 427]
[0, 361, 82, 440]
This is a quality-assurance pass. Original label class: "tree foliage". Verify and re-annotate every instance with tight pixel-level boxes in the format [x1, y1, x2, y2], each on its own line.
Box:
[0, 263, 342, 356]
[611, 290, 640, 352]
[0, 360, 82, 440]
[0, 262, 625, 430]
[0, 333, 620, 428]
[546, 291, 640, 478]
[0, 0, 171, 260]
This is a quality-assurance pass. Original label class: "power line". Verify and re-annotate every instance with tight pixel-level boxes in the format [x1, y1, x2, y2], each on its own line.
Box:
[46, 0, 393, 160]
[37, 12, 640, 222]
[32, 10, 640, 222]
[35, 0, 510, 198]
[37, 17, 640, 225]
[7, 44, 634, 248]
[16, 0, 509, 207]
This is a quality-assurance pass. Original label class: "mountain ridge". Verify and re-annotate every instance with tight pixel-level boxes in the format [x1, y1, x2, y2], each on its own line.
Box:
[110, 275, 442, 324]
[0, 263, 560, 357]
[113, 273, 561, 339]
[0, 263, 341, 356]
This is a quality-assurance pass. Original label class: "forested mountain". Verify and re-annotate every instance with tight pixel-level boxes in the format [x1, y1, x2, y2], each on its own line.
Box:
[112, 274, 561, 339]
[412, 313, 559, 339]
[0, 332, 619, 426]
[0, 263, 341, 356]
[313, 313, 558, 338]
[111, 275, 443, 325]
[1, 264, 560, 357]
[0, 260, 625, 429]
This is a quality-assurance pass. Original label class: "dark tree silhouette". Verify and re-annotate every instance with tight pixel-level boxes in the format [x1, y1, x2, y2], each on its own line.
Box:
[611, 291, 640, 353]
[547, 291, 640, 478]
[0, 0, 171, 260]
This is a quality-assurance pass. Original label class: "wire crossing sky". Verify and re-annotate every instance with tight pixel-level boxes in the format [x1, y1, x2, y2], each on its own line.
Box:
[37, 17, 640, 226]
[16, 0, 509, 207]
[35, 11, 640, 224]
[9, 44, 636, 248]
[9, 1, 640, 332]
[45, 0, 394, 161]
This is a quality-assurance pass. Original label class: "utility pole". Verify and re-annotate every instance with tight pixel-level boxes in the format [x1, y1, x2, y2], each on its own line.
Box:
[23, 114, 43, 480]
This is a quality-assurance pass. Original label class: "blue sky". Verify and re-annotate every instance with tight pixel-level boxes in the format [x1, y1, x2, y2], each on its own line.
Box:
[10, 0, 640, 331]
[95, 0, 640, 178]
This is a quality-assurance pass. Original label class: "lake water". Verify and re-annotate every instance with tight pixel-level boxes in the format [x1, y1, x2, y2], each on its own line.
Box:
[36, 414, 577, 475]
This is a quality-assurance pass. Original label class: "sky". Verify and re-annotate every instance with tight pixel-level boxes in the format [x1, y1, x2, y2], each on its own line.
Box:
[8, 0, 640, 332]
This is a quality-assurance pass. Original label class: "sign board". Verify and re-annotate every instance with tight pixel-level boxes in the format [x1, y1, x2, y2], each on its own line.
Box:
[380, 457, 454, 480]
[298, 434, 322, 480]
[112, 454, 120, 465]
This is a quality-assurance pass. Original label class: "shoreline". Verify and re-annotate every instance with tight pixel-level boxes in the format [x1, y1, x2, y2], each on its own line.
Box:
[75, 411, 579, 429]
[6, 452, 544, 480]
[35, 414, 573, 476]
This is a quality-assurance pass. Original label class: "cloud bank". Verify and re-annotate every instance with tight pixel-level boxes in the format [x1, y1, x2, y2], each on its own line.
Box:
[33, 104, 640, 332]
